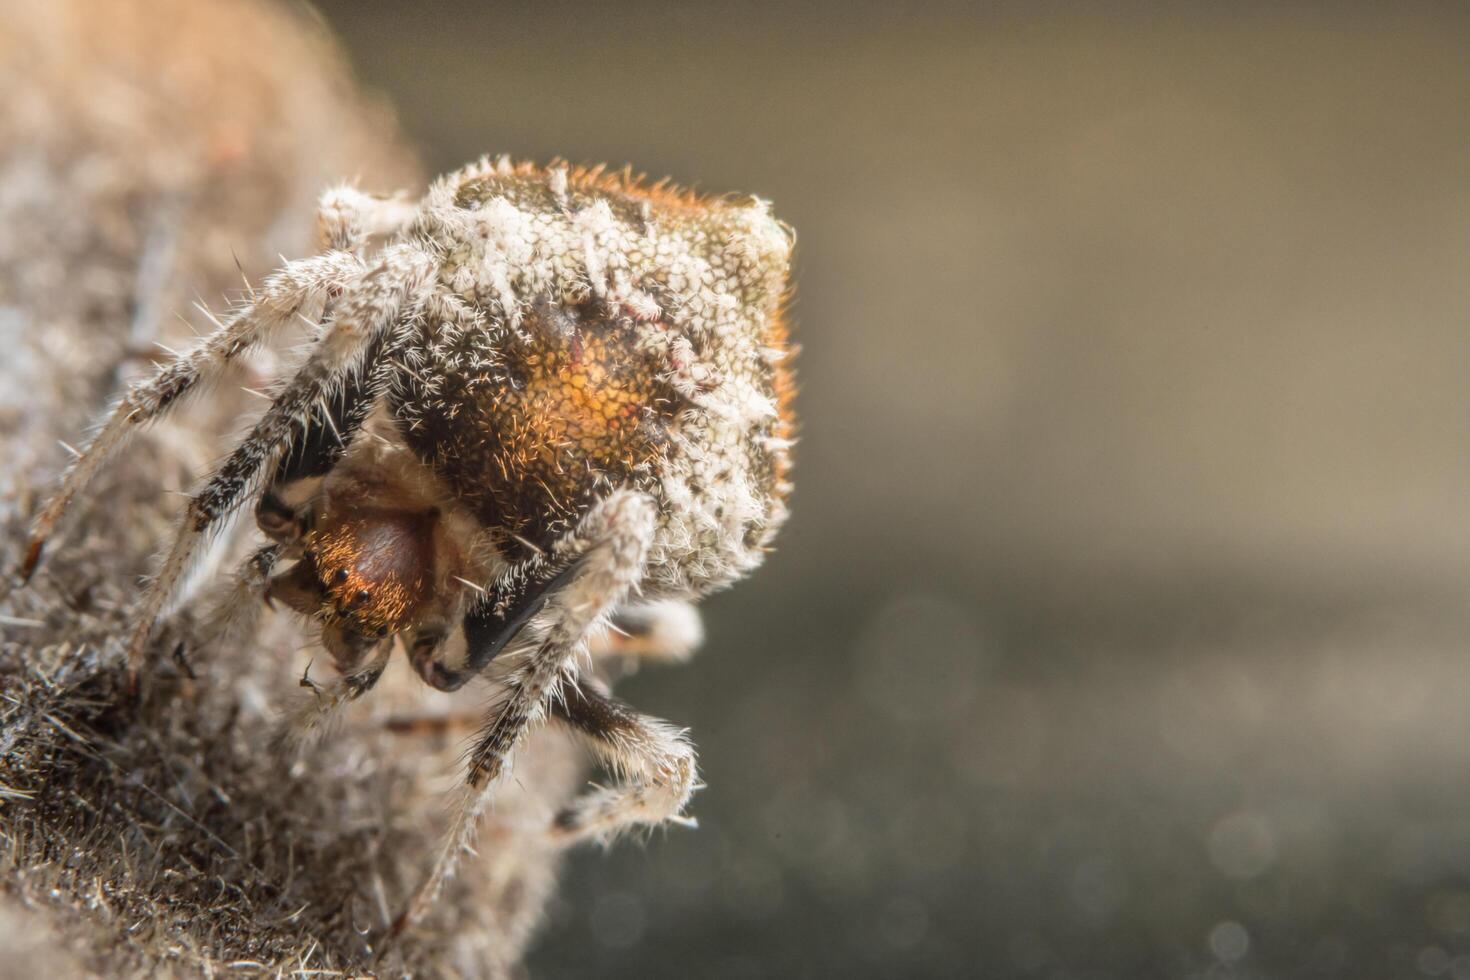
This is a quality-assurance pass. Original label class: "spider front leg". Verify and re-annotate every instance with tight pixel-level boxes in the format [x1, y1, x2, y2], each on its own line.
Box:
[547, 674, 699, 845]
[119, 246, 430, 687]
[394, 489, 658, 935]
[382, 602, 702, 739]
[201, 323, 398, 667]
[20, 251, 365, 582]
[254, 316, 405, 547]
[199, 543, 281, 649]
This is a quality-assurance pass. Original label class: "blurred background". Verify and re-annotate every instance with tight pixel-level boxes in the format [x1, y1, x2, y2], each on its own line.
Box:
[308, 2, 1470, 976]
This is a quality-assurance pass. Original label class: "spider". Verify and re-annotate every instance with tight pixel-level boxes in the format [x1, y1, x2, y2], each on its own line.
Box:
[19, 155, 795, 934]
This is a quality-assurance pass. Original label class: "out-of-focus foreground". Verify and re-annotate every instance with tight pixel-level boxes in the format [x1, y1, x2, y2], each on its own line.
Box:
[310, 3, 1470, 977]
[0, 2, 576, 976]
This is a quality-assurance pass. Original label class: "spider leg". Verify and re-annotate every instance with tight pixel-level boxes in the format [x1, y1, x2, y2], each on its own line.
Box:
[393, 489, 658, 935]
[407, 558, 584, 692]
[20, 250, 364, 581]
[382, 602, 701, 735]
[315, 184, 420, 254]
[121, 245, 432, 686]
[546, 673, 698, 845]
[199, 543, 281, 648]
[597, 599, 703, 664]
[197, 329, 401, 721]
[254, 314, 408, 545]
[240, 184, 412, 546]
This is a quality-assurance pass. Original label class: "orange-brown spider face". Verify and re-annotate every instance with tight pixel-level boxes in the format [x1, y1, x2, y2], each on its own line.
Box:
[267, 507, 438, 669]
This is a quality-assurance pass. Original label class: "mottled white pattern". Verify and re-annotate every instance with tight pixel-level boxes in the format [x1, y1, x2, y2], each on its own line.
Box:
[400, 155, 795, 597]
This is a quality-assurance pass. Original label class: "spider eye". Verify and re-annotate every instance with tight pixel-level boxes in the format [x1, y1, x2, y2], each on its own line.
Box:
[356, 589, 371, 604]
[333, 568, 350, 584]
[376, 626, 389, 638]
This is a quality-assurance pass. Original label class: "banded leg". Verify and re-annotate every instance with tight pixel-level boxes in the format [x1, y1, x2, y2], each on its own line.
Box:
[407, 559, 584, 692]
[254, 318, 406, 545]
[387, 601, 703, 736]
[382, 674, 701, 826]
[21, 251, 364, 580]
[548, 674, 699, 845]
[201, 322, 399, 674]
[121, 246, 431, 683]
[393, 490, 658, 934]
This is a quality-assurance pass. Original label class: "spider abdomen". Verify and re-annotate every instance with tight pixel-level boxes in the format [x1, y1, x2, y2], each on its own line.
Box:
[391, 159, 795, 588]
[397, 302, 681, 555]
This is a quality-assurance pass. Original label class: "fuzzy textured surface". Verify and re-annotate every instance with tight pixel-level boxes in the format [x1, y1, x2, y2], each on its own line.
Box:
[0, 1, 586, 975]
[399, 159, 796, 583]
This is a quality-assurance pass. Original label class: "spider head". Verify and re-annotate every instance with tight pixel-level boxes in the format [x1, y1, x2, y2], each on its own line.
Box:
[267, 506, 438, 671]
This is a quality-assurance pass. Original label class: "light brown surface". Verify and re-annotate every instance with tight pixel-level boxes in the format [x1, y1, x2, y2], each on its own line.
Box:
[0, 1, 578, 975]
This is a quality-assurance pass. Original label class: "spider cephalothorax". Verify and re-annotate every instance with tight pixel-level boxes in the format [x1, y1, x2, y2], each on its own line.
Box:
[21, 155, 795, 934]
[265, 505, 439, 670]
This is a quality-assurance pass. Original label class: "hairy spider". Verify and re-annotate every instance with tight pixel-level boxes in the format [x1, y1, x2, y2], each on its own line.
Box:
[20, 155, 795, 934]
